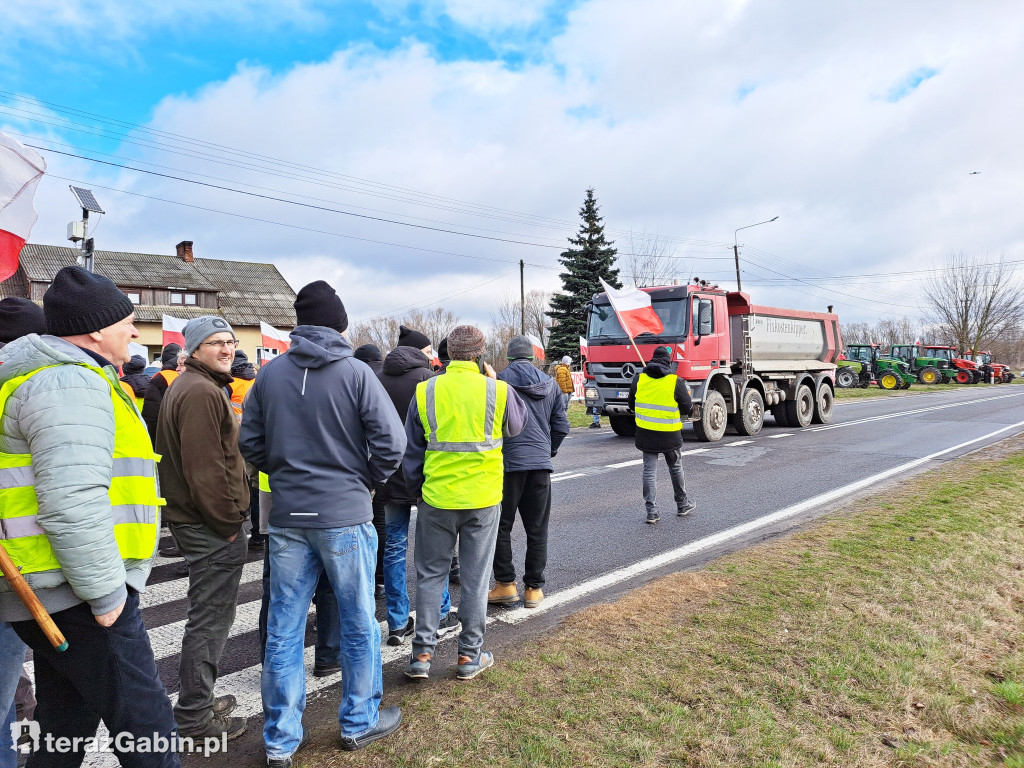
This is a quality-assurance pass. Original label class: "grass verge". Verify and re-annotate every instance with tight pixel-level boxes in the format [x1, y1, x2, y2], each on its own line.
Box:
[301, 436, 1024, 768]
[567, 400, 608, 428]
[836, 377, 1024, 399]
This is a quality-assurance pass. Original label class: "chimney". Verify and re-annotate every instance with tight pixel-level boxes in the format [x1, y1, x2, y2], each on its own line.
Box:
[176, 241, 194, 263]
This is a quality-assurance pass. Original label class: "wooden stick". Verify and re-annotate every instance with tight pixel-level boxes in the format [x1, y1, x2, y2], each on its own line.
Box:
[0, 544, 68, 652]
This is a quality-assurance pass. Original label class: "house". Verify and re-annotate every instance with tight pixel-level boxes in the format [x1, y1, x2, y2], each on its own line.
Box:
[0, 241, 296, 364]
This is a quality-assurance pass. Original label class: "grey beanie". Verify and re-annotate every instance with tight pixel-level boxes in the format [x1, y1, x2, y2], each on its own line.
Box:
[183, 315, 234, 356]
[507, 335, 535, 360]
[561, 355, 571, 365]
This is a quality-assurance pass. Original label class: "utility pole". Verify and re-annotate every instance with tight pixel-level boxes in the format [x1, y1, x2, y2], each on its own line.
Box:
[68, 186, 104, 273]
[520, 259, 526, 335]
[733, 216, 779, 292]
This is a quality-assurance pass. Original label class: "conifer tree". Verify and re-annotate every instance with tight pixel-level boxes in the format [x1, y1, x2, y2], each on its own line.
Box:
[546, 188, 620, 361]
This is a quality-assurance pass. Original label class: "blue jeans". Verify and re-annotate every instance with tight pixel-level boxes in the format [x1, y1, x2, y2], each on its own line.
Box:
[0, 622, 27, 768]
[383, 503, 450, 632]
[262, 523, 382, 759]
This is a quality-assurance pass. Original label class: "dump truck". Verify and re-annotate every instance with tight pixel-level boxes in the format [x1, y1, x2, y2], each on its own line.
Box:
[583, 282, 842, 442]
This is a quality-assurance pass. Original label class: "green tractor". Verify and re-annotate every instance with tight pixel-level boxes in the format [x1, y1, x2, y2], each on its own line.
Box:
[837, 344, 915, 390]
[887, 344, 948, 385]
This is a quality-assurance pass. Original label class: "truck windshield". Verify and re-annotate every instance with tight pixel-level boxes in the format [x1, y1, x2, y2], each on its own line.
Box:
[588, 298, 688, 341]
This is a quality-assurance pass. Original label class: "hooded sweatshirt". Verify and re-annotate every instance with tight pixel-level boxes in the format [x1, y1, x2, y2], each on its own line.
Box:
[498, 360, 569, 472]
[238, 325, 406, 529]
[627, 358, 693, 452]
[120, 355, 151, 399]
[376, 345, 433, 503]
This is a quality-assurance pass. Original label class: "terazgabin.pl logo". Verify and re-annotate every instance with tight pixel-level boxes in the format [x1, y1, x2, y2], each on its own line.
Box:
[9, 719, 227, 757]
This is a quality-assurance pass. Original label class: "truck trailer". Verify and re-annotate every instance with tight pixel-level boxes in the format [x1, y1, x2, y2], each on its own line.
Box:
[583, 283, 842, 441]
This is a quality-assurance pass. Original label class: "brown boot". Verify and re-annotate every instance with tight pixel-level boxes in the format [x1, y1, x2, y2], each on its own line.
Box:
[487, 581, 519, 604]
[524, 587, 544, 608]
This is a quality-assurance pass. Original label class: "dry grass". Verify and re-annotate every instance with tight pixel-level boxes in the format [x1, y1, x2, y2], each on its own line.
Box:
[302, 437, 1024, 768]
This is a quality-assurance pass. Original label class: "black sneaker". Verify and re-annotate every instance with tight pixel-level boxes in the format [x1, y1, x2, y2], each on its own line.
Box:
[436, 611, 460, 638]
[248, 536, 266, 551]
[159, 545, 180, 558]
[588, 422, 601, 429]
[179, 714, 247, 741]
[266, 731, 309, 768]
[339, 707, 402, 752]
[313, 662, 341, 678]
[387, 617, 415, 646]
[374, 583, 386, 599]
[646, 510, 659, 524]
[677, 500, 696, 516]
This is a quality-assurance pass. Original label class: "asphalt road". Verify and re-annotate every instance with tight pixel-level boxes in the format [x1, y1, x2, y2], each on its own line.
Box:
[55, 384, 1024, 766]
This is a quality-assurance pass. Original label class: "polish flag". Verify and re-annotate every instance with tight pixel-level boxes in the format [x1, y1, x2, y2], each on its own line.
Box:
[598, 278, 664, 339]
[0, 132, 46, 282]
[527, 333, 546, 361]
[260, 321, 291, 353]
[162, 315, 187, 348]
[579, 336, 589, 357]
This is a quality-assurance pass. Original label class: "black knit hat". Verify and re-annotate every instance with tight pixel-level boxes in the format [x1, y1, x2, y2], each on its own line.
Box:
[294, 281, 347, 332]
[160, 343, 181, 366]
[354, 343, 382, 363]
[0, 297, 47, 343]
[44, 266, 134, 337]
[397, 325, 430, 350]
[652, 345, 672, 364]
[437, 337, 450, 364]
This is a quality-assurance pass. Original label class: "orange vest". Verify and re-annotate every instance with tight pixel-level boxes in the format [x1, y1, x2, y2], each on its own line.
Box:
[228, 378, 255, 421]
[155, 370, 179, 386]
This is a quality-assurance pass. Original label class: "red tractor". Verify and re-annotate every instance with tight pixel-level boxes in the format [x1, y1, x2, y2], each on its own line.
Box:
[921, 345, 981, 384]
[968, 350, 1016, 383]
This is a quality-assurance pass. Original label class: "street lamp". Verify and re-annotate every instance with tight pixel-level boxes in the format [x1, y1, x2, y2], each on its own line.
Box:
[733, 216, 778, 292]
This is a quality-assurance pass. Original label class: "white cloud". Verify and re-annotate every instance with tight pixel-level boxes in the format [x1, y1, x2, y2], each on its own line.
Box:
[19, 0, 1024, 326]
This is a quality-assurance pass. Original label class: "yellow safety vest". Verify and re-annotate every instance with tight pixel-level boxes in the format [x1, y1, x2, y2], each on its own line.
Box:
[119, 380, 144, 411]
[415, 360, 507, 510]
[634, 373, 683, 432]
[0, 363, 164, 575]
[258, 472, 271, 493]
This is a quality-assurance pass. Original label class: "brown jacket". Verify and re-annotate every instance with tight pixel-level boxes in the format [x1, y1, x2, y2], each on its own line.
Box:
[156, 358, 249, 539]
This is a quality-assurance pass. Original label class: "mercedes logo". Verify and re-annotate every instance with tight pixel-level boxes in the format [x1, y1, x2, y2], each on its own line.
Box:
[621, 363, 637, 379]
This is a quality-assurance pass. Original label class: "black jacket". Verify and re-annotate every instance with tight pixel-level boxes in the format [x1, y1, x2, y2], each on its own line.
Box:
[142, 364, 178, 443]
[376, 346, 434, 503]
[627, 360, 693, 452]
[497, 360, 569, 472]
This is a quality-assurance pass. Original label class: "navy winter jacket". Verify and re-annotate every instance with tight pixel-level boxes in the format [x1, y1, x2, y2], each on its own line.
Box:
[497, 360, 570, 472]
[377, 346, 434, 503]
[239, 325, 406, 529]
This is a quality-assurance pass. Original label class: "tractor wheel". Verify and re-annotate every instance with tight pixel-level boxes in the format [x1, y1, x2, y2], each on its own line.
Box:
[734, 389, 765, 436]
[877, 370, 901, 390]
[917, 366, 940, 385]
[900, 378, 913, 390]
[836, 368, 857, 388]
[811, 384, 834, 425]
[770, 404, 790, 427]
[1005, 372, 1015, 383]
[955, 370, 971, 384]
[969, 370, 981, 384]
[608, 414, 636, 437]
[783, 384, 814, 428]
[694, 390, 728, 442]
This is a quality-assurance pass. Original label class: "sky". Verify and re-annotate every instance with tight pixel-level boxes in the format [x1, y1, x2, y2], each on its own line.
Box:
[2, 0, 1022, 328]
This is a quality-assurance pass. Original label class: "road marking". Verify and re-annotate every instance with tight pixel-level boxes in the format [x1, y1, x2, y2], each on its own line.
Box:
[680, 448, 709, 456]
[141, 559, 265, 609]
[495, 419, 1024, 626]
[723, 440, 753, 447]
[605, 459, 643, 469]
[810, 391, 1024, 432]
[551, 472, 586, 483]
[767, 433, 793, 439]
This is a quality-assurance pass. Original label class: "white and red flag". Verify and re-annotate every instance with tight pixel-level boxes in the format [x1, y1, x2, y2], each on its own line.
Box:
[162, 314, 187, 348]
[598, 278, 664, 339]
[526, 333, 546, 361]
[0, 132, 46, 282]
[260, 321, 291, 353]
[579, 336, 588, 357]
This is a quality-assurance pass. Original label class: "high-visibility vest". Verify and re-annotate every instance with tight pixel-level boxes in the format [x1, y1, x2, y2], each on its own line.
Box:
[0, 363, 164, 575]
[258, 472, 271, 493]
[155, 369, 179, 387]
[119, 381, 144, 411]
[634, 373, 683, 432]
[415, 360, 507, 509]
[228, 378, 254, 421]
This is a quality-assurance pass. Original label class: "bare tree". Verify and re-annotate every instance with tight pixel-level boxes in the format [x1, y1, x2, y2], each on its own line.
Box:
[486, 290, 552, 372]
[348, 307, 460, 354]
[624, 232, 686, 288]
[923, 252, 1024, 355]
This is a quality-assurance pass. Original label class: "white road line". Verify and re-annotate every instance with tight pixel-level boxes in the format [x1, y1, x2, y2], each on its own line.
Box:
[551, 473, 586, 483]
[723, 440, 753, 447]
[767, 433, 793, 439]
[141, 559, 264, 609]
[605, 459, 643, 469]
[680, 448, 709, 456]
[810, 391, 1024, 432]
[495, 419, 1024, 626]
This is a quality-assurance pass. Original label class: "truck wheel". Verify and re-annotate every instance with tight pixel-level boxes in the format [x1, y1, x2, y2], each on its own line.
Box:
[694, 390, 728, 442]
[608, 414, 636, 437]
[836, 368, 857, 388]
[877, 371, 900, 390]
[811, 384, 834, 425]
[734, 389, 764, 436]
[784, 384, 814, 428]
[770, 404, 789, 427]
[917, 367, 940, 385]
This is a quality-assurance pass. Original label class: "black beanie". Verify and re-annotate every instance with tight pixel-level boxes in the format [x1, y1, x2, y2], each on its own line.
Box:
[397, 325, 430, 350]
[354, 344, 382, 363]
[160, 343, 181, 367]
[44, 266, 134, 337]
[294, 281, 347, 332]
[652, 346, 672, 364]
[437, 337, 450, 364]
[0, 297, 47, 343]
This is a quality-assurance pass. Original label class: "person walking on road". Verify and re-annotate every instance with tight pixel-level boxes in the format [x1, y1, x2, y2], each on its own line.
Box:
[627, 345, 696, 524]
[0, 267, 178, 767]
[402, 325, 528, 681]
[488, 337, 570, 609]
[157, 315, 250, 741]
[239, 280, 406, 762]
[376, 326, 459, 646]
[553, 355, 574, 413]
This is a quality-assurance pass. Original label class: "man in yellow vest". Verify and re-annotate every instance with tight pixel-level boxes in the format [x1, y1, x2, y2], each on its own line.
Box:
[0, 266, 178, 767]
[627, 345, 696, 524]
[402, 325, 528, 681]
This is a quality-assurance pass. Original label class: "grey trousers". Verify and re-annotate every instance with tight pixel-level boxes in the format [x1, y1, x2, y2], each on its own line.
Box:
[642, 449, 688, 512]
[412, 502, 500, 660]
[168, 522, 247, 731]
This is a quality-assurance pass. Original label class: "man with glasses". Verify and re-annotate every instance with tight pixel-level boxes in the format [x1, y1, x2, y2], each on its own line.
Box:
[157, 316, 250, 741]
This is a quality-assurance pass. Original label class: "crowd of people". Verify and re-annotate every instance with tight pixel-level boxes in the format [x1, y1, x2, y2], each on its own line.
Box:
[2, 266, 654, 768]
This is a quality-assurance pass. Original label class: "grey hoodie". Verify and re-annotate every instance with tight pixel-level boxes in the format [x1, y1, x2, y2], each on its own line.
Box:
[239, 325, 406, 529]
[0, 334, 157, 622]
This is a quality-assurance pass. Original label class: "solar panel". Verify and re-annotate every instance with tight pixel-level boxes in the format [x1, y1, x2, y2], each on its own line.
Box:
[69, 186, 105, 214]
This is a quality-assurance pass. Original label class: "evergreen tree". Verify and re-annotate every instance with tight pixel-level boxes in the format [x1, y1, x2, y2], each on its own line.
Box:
[546, 188, 620, 361]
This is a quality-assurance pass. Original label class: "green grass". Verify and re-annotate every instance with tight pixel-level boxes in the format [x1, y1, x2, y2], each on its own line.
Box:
[297, 436, 1024, 768]
[836, 377, 1023, 399]
[567, 400, 608, 428]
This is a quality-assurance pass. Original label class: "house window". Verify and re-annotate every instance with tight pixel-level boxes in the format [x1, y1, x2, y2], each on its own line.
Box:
[126, 292, 141, 305]
[184, 293, 197, 305]
[169, 292, 198, 306]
